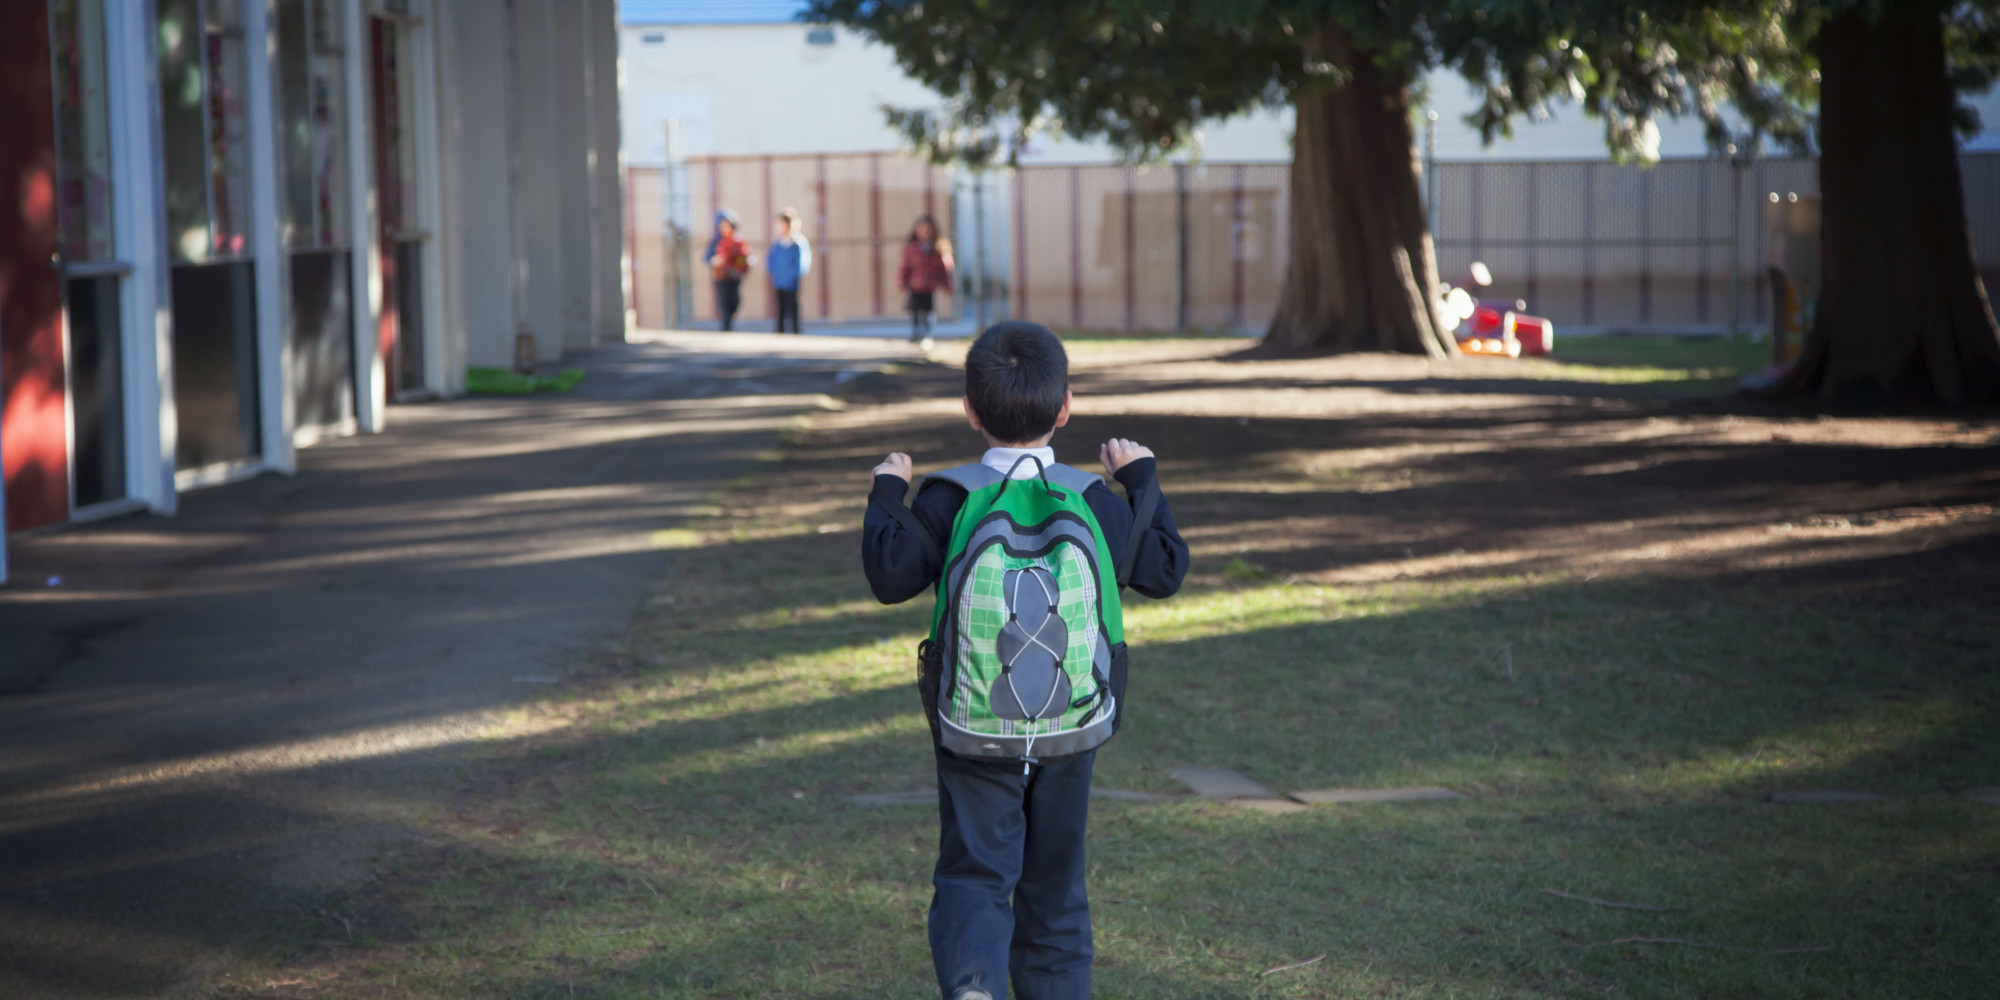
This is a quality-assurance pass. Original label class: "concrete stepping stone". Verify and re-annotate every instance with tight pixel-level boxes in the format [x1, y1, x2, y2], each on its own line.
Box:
[1961, 787, 2000, 806]
[1233, 798, 1310, 815]
[1291, 787, 1467, 804]
[1768, 790, 1886, 804]
[1166, 767, 1279, 800]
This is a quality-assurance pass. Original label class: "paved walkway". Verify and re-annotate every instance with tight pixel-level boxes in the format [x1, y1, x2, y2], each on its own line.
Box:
[0, 331, 921, 999]
[679, 316, 980, 340]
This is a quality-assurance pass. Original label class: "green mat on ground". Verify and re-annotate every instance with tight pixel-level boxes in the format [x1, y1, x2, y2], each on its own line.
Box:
[465, 367, 586, 395]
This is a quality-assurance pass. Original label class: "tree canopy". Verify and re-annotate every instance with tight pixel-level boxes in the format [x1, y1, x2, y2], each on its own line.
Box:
[817, 2, 1797, 164]
[814, 1, 1998, 166]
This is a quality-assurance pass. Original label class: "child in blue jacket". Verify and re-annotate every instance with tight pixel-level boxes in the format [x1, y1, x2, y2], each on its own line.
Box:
[767, 208, 813, 334]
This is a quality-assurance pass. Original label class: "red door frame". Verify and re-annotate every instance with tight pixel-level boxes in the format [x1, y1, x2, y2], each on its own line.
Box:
[1, 3, 69, 531]
[369, 18, 401, 386]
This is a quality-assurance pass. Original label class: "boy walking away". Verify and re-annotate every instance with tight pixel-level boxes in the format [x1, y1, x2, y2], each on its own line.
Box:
[707, 209, 752, 331]
[863, 322, 1189, 1000]
[768, 208, 812, 334]
[899, 214, 954, 347]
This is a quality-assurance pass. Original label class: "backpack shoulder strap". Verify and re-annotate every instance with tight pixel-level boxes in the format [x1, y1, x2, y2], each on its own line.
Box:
[923, 463, 1005, 495]
[1118, 485, 1161, 587]
[879, 481, 942, 570]
[889, 464, 1002, 568]
[1044, 463, 1102, 497]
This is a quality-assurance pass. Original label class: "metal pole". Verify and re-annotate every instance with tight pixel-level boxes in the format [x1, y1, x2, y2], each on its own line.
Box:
[1174, 162, 1189, 331]
[660, 121, 674, 329]
[662, 119, 692, 329]
[1728, 144, 1744, 338]
[973, 170, 990, 330]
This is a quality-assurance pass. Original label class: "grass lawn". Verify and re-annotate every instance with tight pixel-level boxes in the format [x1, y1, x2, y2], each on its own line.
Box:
[241, 341, 2000, 999]
[1542, 335, 1773, 389]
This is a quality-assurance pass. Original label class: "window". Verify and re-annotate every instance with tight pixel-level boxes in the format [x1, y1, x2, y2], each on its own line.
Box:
[53, 0, 127, 507]
[372, 17, 419, 234]
[640, 31, 665, 45]
[157, 0, 255, 260]
[806, 27, 835, 46]
[276, 0, 348, 248]
[51, 0, 115, 262]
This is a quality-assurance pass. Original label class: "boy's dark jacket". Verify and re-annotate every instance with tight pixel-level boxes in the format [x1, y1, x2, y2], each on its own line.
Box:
[862, 457, 1189, 607]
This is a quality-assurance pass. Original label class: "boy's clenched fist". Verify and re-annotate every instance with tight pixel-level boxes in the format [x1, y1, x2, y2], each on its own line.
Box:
[1099, 438, 1153, 475]
[872, 452, 913, 483]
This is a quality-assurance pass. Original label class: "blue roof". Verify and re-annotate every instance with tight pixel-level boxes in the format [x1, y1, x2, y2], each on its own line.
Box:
[620, 1, 811, 25]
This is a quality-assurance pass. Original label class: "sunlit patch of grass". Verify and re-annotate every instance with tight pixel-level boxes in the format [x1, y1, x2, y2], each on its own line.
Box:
[327, 505, 1994, 998]
[273, 352, 2000, 1000]
[1525, 333, 1771, 388]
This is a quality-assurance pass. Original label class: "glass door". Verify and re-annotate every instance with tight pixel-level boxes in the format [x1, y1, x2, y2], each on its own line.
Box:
[157, 0, 263, 473]
[370, 12, 426, 397]
[52, 0, 128, 510]
[276, 0, 354, 436]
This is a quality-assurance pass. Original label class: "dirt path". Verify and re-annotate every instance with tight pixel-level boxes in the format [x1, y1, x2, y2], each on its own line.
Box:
[0, 331, 922, 999]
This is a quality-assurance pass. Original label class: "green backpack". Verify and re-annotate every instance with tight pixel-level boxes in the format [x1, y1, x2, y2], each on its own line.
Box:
[897, 456, 1158, 768]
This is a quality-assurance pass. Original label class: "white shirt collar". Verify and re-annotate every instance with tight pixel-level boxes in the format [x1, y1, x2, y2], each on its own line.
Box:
[981, 445, 1057, 479]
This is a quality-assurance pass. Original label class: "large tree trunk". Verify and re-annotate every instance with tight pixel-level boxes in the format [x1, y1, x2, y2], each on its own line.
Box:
[1265, 26, 1455, 357]
[1776, 5, 2000, 403]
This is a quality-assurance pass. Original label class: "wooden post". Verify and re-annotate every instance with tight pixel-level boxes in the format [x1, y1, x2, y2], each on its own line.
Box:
[1123, 168, 1136, 331]
[1230, 164, 1245, 330]
[870, 152, 883, 317]
[1069, 166, 1082, 328]
[1174, 163, 1188, 331]
[816, 153, 829, 318]
[1014, 169, 1027, 321]
[763, 154, 774, 320]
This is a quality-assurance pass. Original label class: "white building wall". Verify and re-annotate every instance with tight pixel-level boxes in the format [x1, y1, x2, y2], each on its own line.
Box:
[592, 2, 627, 343]
[439, 0, 520, 370]
[555, 4, 596, 350]
[435, 0, 623, 368]
[620, 23, 1294, 165]
[622, 21, 2000, 164]
[509, 0, 566, 363]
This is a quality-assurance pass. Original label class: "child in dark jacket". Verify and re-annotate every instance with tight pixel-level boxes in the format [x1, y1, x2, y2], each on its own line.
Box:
[862, 322, 1189, 1000]
[898, 214, 954, 346]
[707, 210, 752, 331]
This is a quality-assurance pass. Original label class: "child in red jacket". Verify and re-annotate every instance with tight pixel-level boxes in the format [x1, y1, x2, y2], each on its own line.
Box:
[708, 210, 753, 331]
[898, 214, 954, 346]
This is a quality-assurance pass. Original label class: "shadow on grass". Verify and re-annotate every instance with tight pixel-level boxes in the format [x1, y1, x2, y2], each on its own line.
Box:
[3, 515, 1993, 998]
[5, 343, 1998, 998]
[254, 525, 1988, 996]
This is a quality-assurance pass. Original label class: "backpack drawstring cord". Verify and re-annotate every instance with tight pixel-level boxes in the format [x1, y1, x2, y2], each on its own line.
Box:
[997, 454, 1065, 501]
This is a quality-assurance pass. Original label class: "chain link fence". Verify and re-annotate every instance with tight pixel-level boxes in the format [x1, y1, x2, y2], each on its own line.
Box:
[626, 152, 2000, 335]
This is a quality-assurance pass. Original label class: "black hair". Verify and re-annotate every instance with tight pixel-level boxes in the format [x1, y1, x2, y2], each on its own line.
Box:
[909, 214, 939, 243]
[964, 322, 1068, 444]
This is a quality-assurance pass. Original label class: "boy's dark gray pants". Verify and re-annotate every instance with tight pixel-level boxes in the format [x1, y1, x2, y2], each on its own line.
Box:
[931, 747, 1095, 1000]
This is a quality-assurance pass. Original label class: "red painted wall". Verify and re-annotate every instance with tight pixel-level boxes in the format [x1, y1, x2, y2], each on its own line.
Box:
[0, 0, 69, 531]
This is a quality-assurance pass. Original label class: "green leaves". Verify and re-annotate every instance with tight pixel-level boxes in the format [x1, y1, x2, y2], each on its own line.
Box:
[808, 1, 1995, 167]
[808, 0, 1302, 163]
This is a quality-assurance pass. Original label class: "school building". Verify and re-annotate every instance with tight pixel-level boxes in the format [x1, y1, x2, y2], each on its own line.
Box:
[0, 0, 627, 583]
